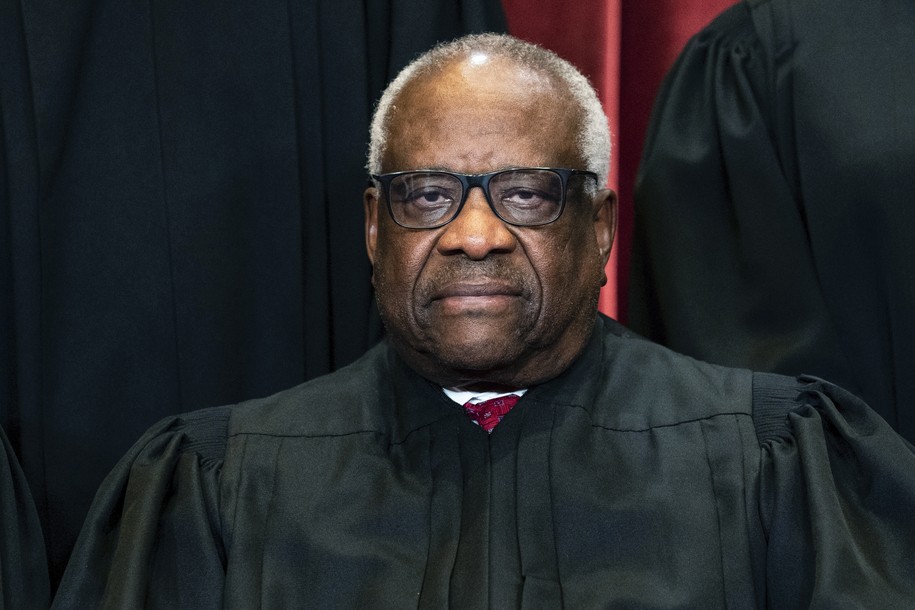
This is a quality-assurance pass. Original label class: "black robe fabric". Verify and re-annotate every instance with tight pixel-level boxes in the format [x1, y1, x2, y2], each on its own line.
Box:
[0, 0, 505, 586]
[52, 315, 915, 608]
[0, 426, 49, 609]
[628, 0, 915, 444]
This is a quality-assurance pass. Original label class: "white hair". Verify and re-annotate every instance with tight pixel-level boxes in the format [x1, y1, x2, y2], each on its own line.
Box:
[367, 33, 612, 187]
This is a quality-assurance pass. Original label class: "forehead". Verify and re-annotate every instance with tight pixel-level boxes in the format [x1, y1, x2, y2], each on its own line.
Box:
[382, 56, 582, 173]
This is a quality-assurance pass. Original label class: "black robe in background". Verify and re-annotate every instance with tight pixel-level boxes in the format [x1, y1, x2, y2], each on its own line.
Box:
[0, 426, 48, 609]
[53, 315, 915, 608]
[628, 0, 915, 443]
[0, 0, 505, 587]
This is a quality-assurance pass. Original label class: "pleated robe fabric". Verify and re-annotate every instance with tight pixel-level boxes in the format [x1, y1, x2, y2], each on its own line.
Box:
[0, 426, 49, 609]
[628, 0, 915, 444]
[52, 315, 915, 608]
[0, 0, 505, 587]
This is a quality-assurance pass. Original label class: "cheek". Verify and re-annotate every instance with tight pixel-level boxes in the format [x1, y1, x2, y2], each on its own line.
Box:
[372, 231, 434, 310]
[533, 229, 602, 310]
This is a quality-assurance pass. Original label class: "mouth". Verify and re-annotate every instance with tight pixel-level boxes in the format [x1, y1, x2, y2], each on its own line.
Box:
[433, 282, 522, 299]
[429, 281, 523, 313]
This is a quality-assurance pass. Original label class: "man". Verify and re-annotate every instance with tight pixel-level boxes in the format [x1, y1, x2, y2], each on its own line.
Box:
[53, 34, 915, 608]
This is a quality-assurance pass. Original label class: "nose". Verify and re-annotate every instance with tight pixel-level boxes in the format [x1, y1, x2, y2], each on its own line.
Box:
[435, 187, 517, 259]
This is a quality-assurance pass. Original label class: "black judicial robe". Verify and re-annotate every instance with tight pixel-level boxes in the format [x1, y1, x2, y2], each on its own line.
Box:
[628, 0, 915, 444]
[53, 316, 915, 608]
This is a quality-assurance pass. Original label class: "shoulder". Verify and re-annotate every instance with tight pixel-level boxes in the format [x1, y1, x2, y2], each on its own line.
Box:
[750, 373, 907, 448]
[104, 405, 234, 473]
[566, 317, 756, 429]
[107, 341, 394, 469]
[699, 1, 757, 44]
[661, 1, 762, 65]
[134, 339, 446, 462]
[592, 320, 904, 452]
[227, 340, 401, 437]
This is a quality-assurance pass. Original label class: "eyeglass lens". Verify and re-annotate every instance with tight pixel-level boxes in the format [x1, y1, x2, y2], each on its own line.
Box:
[388, 169, 564, 228]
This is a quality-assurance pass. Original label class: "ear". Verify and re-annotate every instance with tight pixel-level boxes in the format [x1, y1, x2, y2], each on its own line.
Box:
[593, 188, 618, 270]
[364, 186, 380, 269]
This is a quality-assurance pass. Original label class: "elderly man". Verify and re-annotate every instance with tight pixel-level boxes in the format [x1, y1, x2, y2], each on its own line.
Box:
[54, 34, 915, 608]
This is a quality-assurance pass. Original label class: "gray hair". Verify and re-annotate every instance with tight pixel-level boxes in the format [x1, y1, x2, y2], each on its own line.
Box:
[367, 33, 611, 186]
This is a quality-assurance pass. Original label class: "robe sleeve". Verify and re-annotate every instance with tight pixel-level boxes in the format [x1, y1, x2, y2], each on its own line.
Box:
[0, 428, 49, 609]
[753, 373, 915, 606]
[52, 407, 231, 609]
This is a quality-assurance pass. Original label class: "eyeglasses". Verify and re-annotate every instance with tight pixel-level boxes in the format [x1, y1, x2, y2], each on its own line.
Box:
[370, 167, 598, 229]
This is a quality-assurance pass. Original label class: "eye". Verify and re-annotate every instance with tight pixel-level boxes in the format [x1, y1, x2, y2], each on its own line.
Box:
[392, 174, 459, 208]
[500, 188, 558, 209]
[407, 188, 453, 207]
[491, 170, 563, 210]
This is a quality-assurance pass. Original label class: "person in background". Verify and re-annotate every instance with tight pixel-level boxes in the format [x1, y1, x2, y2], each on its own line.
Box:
[54, 33, 915, 608]
[629, 0, 915, 444]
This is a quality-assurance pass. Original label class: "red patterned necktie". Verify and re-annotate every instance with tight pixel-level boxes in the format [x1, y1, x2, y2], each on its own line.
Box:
[462, 395, 521, 432]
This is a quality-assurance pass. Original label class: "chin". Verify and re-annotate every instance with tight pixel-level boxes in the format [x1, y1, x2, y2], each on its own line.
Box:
[434, 342, 521, 373]
[399, 337, 524, 385]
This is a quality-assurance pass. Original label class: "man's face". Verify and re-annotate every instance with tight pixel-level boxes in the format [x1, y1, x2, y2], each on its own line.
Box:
[365, 56, 616, 389]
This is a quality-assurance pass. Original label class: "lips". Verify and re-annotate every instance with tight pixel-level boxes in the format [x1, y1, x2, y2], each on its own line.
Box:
[431, 281, 522, 301]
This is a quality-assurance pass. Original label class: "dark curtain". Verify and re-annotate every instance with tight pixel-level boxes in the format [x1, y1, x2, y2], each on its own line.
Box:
[1, 0, 505, 587]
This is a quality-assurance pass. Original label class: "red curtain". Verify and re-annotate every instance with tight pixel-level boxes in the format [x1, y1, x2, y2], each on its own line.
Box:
[501, 0, 736, 320]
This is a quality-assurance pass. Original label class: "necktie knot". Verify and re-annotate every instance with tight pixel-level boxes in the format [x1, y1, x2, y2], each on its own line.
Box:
[463, 395, 521, 432]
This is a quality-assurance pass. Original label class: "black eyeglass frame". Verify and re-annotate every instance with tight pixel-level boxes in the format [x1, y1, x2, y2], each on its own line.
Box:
[369, 167, 599, 229]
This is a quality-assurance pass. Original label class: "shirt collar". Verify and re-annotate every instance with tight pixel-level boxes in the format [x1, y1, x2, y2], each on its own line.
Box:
[442, 387, 528, 406]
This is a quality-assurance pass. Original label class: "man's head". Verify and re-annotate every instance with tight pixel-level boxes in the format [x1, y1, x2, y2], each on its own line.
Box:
[364, 33, 617, 390]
